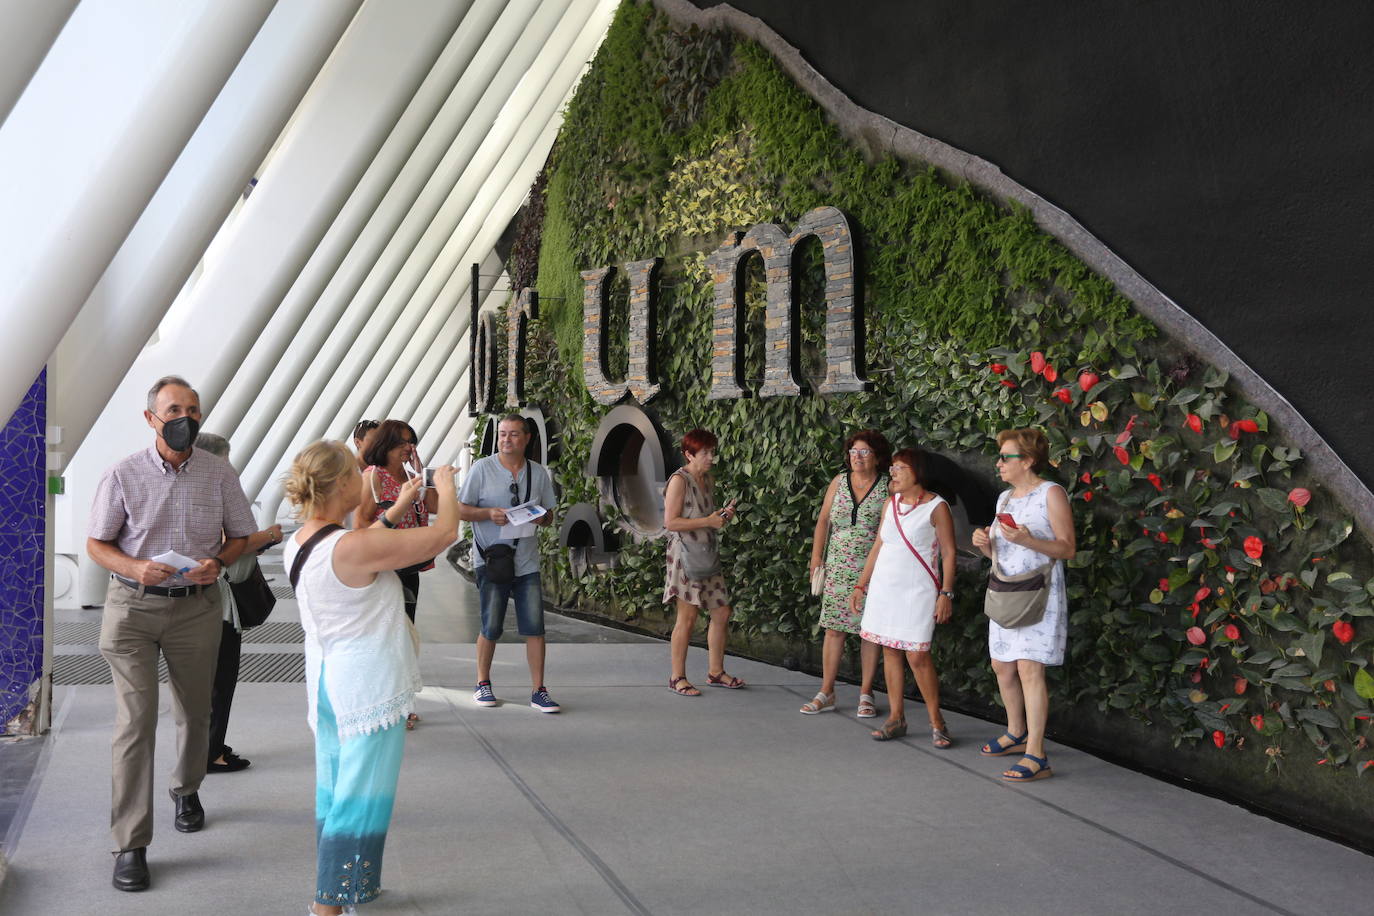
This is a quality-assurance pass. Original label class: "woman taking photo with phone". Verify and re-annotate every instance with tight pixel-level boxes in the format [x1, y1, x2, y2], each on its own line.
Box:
[663, 428, 744, 695]
[970, 428, 1075, 782]
[284, 440, 458, 915]
[850, 448, 957, 746]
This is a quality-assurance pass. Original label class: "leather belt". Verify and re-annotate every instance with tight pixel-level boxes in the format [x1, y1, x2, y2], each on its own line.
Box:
[114, 576, 204, 598]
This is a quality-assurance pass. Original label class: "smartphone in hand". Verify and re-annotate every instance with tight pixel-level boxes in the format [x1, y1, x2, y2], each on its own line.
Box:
[424, 467, 437, 488]
[997, 513, 1018, 529]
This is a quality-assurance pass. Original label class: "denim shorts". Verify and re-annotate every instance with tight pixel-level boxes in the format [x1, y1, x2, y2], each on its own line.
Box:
[475, 569, 545, 640]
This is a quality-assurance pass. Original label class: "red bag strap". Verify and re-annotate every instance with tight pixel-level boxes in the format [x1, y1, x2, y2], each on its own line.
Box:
[890, 494, 942, 589]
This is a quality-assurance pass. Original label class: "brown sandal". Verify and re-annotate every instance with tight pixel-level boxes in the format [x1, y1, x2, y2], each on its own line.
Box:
[707, 671, 746, 689]
[669, 676, 701, 696]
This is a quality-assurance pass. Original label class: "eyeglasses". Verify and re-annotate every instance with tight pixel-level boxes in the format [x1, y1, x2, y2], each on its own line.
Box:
[889, 465, 911, 475]
[996, 453, 1023, 463]
[848, 448, 872, 457]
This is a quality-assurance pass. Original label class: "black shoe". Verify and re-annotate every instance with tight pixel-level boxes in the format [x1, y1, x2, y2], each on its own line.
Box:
[170, 789, 204, 832]
[207, 752, 251, 773]
[112, 847, 149, 891]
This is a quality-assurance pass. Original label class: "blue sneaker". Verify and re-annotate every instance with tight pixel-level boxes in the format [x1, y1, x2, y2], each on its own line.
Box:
[530, 686, 561, 714]
[473, 681, 497, 707]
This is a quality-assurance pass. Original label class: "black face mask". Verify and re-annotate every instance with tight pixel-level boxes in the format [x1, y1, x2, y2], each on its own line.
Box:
[160, 416, 200, 452]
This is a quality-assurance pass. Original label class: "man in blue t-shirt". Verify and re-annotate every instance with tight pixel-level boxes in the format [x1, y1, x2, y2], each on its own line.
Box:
[458, 415, 560, 712]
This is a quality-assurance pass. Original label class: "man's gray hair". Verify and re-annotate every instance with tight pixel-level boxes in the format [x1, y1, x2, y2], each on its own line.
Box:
[498, 413, 528, 430]
[195, 432, 230, 459]
[146, 375, 198, 412]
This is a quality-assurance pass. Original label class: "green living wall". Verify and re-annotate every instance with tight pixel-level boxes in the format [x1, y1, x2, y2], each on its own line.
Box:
[507, 1, 1374, 842]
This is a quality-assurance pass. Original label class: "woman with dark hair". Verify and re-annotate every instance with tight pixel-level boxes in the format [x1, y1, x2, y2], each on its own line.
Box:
[801, 429, 890, 717]
[355, 419, 436, 728]
[850, 448, 958, 746]
[352, 419, 380, 471]
[663, 428, 744, 695]
[283, 440, 457, 915]
[971, 428, 1075, 782]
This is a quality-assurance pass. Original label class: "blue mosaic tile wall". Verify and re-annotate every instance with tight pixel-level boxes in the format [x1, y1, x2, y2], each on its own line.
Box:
[0, 370, 46, 733]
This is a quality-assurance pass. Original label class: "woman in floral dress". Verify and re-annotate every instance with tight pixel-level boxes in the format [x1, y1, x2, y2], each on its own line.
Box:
[971, 428, 1075, 781]
[801, 429, 890, 717]
[663, 428, 744, 695]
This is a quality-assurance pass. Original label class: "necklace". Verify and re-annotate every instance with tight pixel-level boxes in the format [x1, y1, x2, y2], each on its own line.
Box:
[894, 490, 931, 516]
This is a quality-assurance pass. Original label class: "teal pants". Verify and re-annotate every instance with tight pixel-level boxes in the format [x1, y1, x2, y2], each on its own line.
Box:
[313, 670, 406, 907]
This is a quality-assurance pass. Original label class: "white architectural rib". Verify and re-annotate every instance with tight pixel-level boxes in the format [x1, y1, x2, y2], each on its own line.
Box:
[58, 0, 468, 556]
[0, 0, 274, 428]
[208, 0, 510, 448]
[239, 0, 595, 504]
[0, 0, 79, 125]
[51, 0, 365, 464]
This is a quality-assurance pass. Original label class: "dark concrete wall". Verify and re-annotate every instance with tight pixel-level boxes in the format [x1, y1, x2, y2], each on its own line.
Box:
[691, 0, 1374, 484]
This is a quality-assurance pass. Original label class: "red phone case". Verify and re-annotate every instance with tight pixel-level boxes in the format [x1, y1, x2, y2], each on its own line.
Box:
[997, 513, 1018, 529]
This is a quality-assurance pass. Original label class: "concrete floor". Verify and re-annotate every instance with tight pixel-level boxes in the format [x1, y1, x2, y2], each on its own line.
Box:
[1, 556, 1369, 915]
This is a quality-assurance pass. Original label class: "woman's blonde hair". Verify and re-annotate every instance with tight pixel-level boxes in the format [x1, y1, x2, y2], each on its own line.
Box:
[283, 440, 356, 520]
[996, 428, 1050, 472]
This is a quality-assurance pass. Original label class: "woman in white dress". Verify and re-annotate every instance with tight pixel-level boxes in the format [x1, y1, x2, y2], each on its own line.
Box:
[849, 448, 958, 746]
[971, 428, 1075, 782]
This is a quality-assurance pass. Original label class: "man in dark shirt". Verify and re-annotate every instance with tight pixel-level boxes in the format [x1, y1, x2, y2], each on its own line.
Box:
[87, 376, 256, 892]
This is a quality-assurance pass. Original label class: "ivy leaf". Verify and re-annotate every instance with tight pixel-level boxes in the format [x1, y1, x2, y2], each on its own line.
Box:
[1355, 667, 1374, 700]
[1295, 632, 1325, 669]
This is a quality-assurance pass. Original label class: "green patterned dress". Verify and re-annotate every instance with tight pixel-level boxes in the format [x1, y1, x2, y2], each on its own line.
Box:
[818, 473, 889, 634]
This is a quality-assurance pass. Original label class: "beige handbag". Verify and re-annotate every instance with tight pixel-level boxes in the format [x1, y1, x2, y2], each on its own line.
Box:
[809, 564, 827, 596]
[983, 513, 1054, 628]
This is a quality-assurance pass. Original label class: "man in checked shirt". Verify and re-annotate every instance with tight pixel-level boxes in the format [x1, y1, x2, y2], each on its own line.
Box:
[87, 376, 257, 892]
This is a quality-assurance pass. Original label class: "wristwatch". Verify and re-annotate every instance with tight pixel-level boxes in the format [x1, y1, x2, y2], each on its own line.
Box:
[380, 514, 398, 529]
[938, 589, 954, 599]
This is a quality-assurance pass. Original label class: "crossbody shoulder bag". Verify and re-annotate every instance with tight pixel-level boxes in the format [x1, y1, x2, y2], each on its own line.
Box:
[477, 463, 532, 584]
[890, 493, 942, 590]
[983, 490, 1056, 628]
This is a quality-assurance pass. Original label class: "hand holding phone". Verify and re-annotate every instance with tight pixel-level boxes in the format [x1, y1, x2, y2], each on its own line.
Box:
[997, 513, 1018, 529]
[424, 467, 437, 488]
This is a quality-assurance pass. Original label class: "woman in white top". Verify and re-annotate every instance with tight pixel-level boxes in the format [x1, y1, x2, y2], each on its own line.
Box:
[850, 448, 958, 747]
[971, 428, 1075, 782]
[282, 441, 457, 916]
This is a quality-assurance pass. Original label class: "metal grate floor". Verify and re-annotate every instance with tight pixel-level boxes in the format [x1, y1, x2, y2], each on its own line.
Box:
[56, 620, 304, 645]
[54, 652, 305, 685]
[270, 585, 295, 600]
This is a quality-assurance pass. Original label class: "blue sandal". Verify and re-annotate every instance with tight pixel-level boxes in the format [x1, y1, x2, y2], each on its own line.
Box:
[980, 731, 1028, 757]
[1002, 753, 1052, 782]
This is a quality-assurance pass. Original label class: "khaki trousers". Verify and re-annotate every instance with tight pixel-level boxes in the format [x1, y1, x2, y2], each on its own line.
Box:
[99, 578, 222, 852]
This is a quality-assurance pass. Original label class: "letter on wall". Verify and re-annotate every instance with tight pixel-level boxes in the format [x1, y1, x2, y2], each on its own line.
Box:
[706, 205, 867, 400]
[506, 287, 538, 407]
[581, 257, 662, 405]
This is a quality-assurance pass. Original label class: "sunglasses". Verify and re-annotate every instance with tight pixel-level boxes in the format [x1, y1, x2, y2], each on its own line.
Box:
[509, 482, 520, 506]
[996, 453, 1023, 463]
[848, 448, 873, 457]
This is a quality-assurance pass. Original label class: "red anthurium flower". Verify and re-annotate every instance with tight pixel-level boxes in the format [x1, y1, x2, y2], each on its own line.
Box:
[1185, 413, 1203, 434]
[1080, 472, 1092, 484]
[989, 363, 1007, 375]
[1194, 586, 1212, 603]
[1124, 414, 1138, 433]
[1156, 531, 1169, 543]
[1158, 578, 1170, 592]
[1115, 429, 1131, 445]
[1259, 577, 1276, 595]
[1229, 418, 1260, 440]
[1114, 446, 1130, 464]
[1224, 565, 1237, 574]
[1189, 670, 1203, 683]
[1243, 536, 1264, 560]
[1082, 491, 1093, 502]
[1287, 487, 1311, 507]
[1324, 679, 1337, 693]
[1030, 351, 1047, 374]
[1212, 730, 1226, 749]
[1186, 626, 1207, 646]
[1333, 620, 1355, 644]
[1000, 379, 1018, 388]
[1224, 624, 1241, 641]
[1250, 714, 1265, 731]
[1078, 370, 1099, 392]
[1054, 387, 1073, 404]
[1043, 364, 1058, 382]
[1147, 473, 1164, 491]
[1234, 677, 1248, 695]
